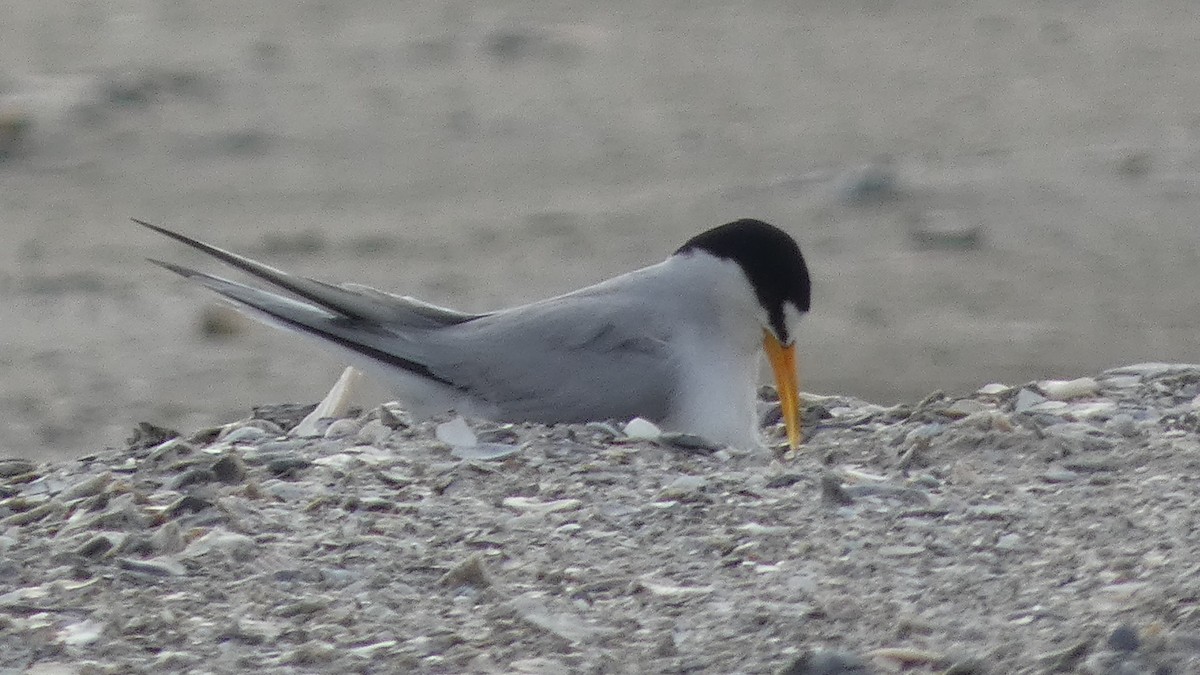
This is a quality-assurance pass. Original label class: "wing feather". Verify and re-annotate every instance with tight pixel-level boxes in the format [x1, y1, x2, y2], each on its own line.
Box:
[148, 259, 456, 387]
[135, 219, 481, 328]
[422, 288, 676, 423]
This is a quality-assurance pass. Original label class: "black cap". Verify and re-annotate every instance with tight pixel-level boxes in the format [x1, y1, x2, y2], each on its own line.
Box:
[675, 219, 811, 343]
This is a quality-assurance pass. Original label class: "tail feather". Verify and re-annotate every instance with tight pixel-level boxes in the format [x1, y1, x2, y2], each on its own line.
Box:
[147, 258, 457, 388]
[134, 218, 479, 328]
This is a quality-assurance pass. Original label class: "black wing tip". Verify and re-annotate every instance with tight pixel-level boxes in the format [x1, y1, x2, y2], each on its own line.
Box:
[133, 217, 372, 322]
[145, 257, 198, 278]
[132, 218, 206, 249]
[136, 219, 460, 390]
[132, 217, 164, 232]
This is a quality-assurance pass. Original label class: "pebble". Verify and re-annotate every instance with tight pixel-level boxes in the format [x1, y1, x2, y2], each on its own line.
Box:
[152, 651, 198, 669]
[312, 453, 358, 473]
[1042, 468, 1081, 483]
[248, 439, 309, 459]
[277, 597, 330, 617]
[0, 459, 36, 477]
[57, 619, 104, 646]
[995, 533, 1022, 550]
[510, 592, 610, 644]
[450, 443, 523, 461]
[1038, 377, 1100, 400]
[116, 556, 187, 577]
[507, 657, 571, 673]
[355, 420, 393, 446]
[867, 646, 946, 667]
[1013, 388, 1047, 413]
[58, 473, 111, 502]
[0, 364, 1196, 674]
[186, 426, 225, 446]
[779, 649, 872, 675]
[476, 424, 520, 444]
[346, 640, 398, 659]
[1100, 375, 1142, 390]
[1105, 362, 1198, 379]
[435, 416, 478, 447]
[623, 417, 663, 440]
[658, 475, 707, 499]
[1038, 638, 1092, 673]
[1107, 624, 1140, 652]
[583, 421, 623, 439]
[246, 418, 286, 436]
[127, 421, 180, 451]
[941, 659, 988, 675]
[821, 473, 855, 506]
[181, 529, 256, 560]
[967, 504, 1014, 520]
[1065, 400, 1118, 419]
[905, 424, 944, 443]
[659, 432, 722, 452]
[323, 418, 361, 440]
[501, 496, 582, 515]
[267, 457, 312, 477]
[439, 553, 492, 588]
[75, 533, 120, 557]
[222, 425, 269, 444]
[765, 473, 805, 489]
[947, 398, 991, 416]
[210, 453, 247, 483]
[844, 482, 930, 505]
[878, 544, 926, 557]
[151, 521, 185, 555]
[636, 577, 714, 597]
[1060, 457, 1120, 473]
[251, 402, 318, 430]
[1026, 400, 1069, 414]
[1, 500, 65, 527]
[165, 494, 212, 518]
[170, 467, 215, 489]
[376, 404, 410, 430]
[1106, 413, 1139, 437]
[145, 438, 195, 464]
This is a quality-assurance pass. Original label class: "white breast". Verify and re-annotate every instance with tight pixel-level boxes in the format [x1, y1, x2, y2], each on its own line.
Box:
[663, 331, 765, 449]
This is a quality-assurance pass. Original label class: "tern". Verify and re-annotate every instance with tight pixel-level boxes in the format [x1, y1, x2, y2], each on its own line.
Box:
[136, 217, 811, 449]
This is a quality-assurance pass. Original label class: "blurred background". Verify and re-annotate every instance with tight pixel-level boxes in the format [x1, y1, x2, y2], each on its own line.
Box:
[3, 0, 1199, 460]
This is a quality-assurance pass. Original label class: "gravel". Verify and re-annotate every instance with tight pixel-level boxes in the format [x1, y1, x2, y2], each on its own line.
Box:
[2, 363, 1200, 674]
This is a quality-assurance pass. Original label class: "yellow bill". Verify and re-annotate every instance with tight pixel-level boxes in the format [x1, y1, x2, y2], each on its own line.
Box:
[763, 330, 801, 449]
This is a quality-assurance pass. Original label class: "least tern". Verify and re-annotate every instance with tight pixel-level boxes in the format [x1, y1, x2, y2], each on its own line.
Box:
[136, 218, 811, 449]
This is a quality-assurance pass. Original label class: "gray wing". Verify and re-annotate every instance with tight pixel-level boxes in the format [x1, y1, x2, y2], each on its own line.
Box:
[140, 219, 677, 423]
[421, 287, 677, 424]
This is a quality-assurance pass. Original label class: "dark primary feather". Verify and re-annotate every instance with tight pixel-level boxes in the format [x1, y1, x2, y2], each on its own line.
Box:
[147, 258, 458, 387]
[134, 219, 481, 328]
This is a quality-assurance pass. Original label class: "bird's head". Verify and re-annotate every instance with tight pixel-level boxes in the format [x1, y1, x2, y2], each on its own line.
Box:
[674, 218, 812, 448]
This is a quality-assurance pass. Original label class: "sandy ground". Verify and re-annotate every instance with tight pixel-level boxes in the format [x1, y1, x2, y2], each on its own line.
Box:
[4, 0, 1200, 460]
[2, 365, 1199, 673]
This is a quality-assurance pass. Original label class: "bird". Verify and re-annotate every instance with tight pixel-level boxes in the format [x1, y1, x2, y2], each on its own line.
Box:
[135, 217, 811, 450]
